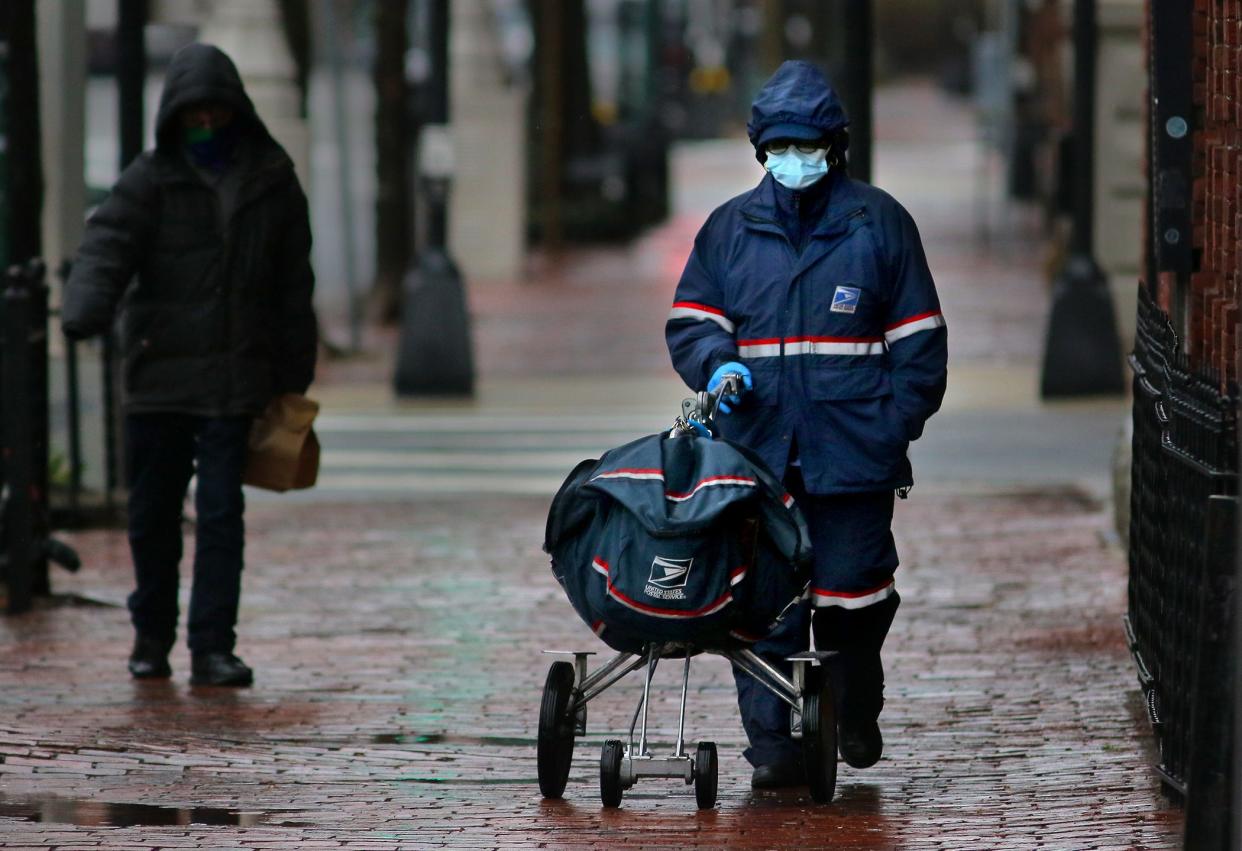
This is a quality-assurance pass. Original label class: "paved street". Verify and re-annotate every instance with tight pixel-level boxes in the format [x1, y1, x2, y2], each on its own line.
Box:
[0, 82, 1181, 848]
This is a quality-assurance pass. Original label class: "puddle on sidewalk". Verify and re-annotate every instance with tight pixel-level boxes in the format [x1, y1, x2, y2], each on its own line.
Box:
[371, 732, 536, 747]
[0, 798, 265, 827]
[402, 776, 535, 785]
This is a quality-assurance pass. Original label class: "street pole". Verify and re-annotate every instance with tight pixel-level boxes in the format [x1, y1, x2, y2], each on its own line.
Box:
[106, 0, 146, 509]
[1038, 0, 1124, 397]
[320, 0, 362, 353]
[393, 0, 474, 396]
[836, 0, 872, 184]
[117, 0, 145, 169]
[536, 2, 564, 251]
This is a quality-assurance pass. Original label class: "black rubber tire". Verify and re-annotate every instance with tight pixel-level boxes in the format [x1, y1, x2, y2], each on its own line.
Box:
[600, 739, 625, 808]
[801, 668, 838, 804]
[537, 661, 576, 799]
[694, 741, 718, 810]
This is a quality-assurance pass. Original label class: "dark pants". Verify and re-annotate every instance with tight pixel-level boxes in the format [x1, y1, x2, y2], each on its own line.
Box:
[732, 467, 901, 767]
[126, 413, 250, 654]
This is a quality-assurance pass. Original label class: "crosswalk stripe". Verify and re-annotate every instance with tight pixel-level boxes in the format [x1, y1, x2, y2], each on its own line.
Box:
[299, 409, 686, 498]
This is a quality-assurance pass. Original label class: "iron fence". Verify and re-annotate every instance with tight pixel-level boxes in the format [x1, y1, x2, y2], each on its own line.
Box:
[1126, 284, 1238, 816]
[0, 260, 98, 614]
[0, 260, 52, 612]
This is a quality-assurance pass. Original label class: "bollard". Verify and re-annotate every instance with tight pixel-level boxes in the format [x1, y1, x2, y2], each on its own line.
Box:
[1039, 0, 1124, 397]
[393, 245, 474, 396]
[392, 1, 475, 398]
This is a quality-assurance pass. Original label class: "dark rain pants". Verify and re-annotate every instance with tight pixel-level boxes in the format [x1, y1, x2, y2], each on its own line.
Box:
[125, 413, 250, 654]
[732, 466, 901, 767]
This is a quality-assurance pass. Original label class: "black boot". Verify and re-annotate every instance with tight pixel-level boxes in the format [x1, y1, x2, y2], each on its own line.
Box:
[190, 652, 253, 687]
[128, 635, 172, 679]
[831, 651, 885, 768]
[813, 593, 899, 769]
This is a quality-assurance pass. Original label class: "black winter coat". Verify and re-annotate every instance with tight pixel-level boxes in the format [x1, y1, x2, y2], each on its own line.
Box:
[62, 43, 317, 417]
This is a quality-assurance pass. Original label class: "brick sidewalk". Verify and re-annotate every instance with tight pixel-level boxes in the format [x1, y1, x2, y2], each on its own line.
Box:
[0, 489, 1179, 848]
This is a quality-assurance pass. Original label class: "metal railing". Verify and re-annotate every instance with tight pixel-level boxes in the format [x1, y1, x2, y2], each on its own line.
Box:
[1126, 285, 1237, 833]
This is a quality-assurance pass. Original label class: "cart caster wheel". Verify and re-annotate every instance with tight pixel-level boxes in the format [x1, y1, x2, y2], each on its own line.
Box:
[600, 739, 625, 808]
[694, 741, 718, 809]
[537, 661, 577, 798]
[801, 667, 838, 804]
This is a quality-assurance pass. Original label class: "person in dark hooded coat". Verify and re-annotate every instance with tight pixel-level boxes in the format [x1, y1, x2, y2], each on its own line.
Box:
[666, 61, 947, 786]
[62, 43, 318, 687]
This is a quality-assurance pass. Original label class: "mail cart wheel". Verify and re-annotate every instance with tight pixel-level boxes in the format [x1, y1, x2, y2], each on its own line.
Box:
[801, 667, 838, 804]
[538, 661, 576, 798]
[600, 739, 625, 808]
[694, 741, 718, 810]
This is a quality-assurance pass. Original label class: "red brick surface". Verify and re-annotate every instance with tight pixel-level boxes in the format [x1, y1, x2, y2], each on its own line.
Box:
[0, 492, 1182, 848]
[1185, 0, 1241, 383]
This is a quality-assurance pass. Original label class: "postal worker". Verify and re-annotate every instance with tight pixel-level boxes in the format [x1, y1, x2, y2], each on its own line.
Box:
[666, 60, 947, 787]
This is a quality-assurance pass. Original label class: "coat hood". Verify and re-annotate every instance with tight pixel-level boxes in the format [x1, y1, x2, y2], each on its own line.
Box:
[746, 60, 849, 162]
[155, 43, 261, 149]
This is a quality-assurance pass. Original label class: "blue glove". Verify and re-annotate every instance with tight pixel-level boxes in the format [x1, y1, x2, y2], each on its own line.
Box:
[707, 362, 753, 414]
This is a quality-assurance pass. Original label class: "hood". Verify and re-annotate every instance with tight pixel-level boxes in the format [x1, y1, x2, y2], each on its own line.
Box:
[155, 43, 261, 149]
[746, 60, 848, 162]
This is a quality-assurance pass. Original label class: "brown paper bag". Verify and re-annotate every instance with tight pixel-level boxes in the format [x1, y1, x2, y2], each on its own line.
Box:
[243, 393, 320, 492]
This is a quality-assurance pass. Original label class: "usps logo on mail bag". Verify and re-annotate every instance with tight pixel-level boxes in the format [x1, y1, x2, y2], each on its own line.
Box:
[830, 285, 861, 314]
[645, 556, 693, 600]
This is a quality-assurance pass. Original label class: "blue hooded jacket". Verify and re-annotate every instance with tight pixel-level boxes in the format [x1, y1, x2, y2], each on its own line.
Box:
[666, 61, 948, 495]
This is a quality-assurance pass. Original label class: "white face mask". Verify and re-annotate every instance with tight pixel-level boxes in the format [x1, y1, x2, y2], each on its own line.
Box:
[764, 147, 829, 190]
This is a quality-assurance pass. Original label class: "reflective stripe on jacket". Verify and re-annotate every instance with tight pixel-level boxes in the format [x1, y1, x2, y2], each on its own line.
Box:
[665, 169, 947, 495]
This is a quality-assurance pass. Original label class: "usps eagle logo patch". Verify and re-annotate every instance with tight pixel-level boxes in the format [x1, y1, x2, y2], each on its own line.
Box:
[831, 285, 861, 314]
[645, 556, 693, 600]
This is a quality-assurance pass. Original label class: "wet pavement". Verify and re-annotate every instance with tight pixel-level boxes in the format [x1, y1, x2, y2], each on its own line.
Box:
[1, 82, 1182, 848]
[0, 492, 1179, 848]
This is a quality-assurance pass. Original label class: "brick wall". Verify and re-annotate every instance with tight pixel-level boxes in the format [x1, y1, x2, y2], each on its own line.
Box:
[1189, 0, 1240, 384]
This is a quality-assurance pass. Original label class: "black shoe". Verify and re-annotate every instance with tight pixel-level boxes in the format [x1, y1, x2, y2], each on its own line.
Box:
[824, 650, 886, 769]
[750, 758, 805, 789]
[128, 636, 172, 679]
[190, 652, 253, 687]
[838, 718, 883, 768]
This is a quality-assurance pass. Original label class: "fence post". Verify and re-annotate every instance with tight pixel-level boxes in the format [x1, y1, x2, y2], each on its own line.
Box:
[1, 265, 41, 612]
[1184, 494, 1238, 847]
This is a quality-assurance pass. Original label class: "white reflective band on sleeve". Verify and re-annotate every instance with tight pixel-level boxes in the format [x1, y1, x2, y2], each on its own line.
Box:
[667, 303, 736, 333]
[810, 580, 895, 609]
[884, 312, 946, 344]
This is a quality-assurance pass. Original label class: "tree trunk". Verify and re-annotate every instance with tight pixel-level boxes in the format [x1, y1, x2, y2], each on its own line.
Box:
[528, 0, 597, 248]
[371, 0, 410, 323]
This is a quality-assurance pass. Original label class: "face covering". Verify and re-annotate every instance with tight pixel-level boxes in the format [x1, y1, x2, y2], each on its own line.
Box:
[184, 123, 237, 173]
[764, 147, 830, 190]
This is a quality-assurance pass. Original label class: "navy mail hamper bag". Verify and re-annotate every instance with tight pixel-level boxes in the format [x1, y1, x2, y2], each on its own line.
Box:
[544, 432, 812, 652]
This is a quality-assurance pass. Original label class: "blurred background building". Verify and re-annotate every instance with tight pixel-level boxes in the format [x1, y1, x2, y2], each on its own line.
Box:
[31, 0, 1148, 339]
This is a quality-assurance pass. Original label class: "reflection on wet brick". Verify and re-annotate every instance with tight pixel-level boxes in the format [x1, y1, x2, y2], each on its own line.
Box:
[0, 490, 1180, 848]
